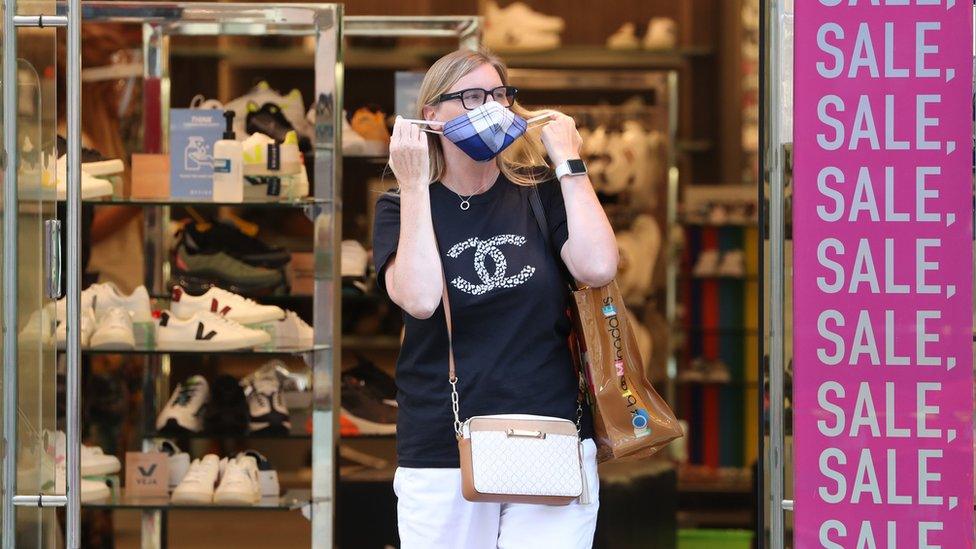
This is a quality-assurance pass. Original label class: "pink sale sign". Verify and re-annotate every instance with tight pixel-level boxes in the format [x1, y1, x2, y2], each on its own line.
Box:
[793, 1, 974, 548]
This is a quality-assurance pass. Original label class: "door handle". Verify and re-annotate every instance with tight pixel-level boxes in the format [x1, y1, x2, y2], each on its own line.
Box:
[44, 219, 62, 300]
[12, 495, 67, 507]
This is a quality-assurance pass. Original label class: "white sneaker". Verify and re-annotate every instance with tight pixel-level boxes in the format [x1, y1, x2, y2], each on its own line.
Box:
[156, 311, 271, 351]
[54, 304, 96, 350]
[273, 310, 313, 348]
[19, 305, 56, 347]
[156, 375, 210, 433]
[89, 307, 135, 350]
[157, 440, 191, 489]
[87, 282, 152, 323]
[603, 132, 633, 195]
[54, 153, 116, 200]
[170, 286, 284, 325]
[342, 240, 369, 279]
[241, 131, 301, 176]
[644, 17, 677, 50]
[189, 94, 224, 110]
[607, 23, 640, 49]
[708, 204, 730, 225]
[214, 455, 261, 505]
[224, 81, 283, 136]
[225, 82, 312, 140]
[171, 454, 220, 504]
[241, 367, 291, 434]
[693, 249, 721, 277]
[717, 250, 746, 278]
[240, 450, 279, 498]
[484, 26, 561, 51]
[81, 444, 121, 476]
[81, 478, 111, 503]
[278, 89, 315, 141]
[484, 0, 564, 33]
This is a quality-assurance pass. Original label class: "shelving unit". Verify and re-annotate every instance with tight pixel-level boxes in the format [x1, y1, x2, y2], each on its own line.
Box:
[677, 222, 756, 469]
[72, 4, 343, 548]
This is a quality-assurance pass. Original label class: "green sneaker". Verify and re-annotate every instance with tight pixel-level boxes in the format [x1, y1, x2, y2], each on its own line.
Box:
[173, 244, 284, 295]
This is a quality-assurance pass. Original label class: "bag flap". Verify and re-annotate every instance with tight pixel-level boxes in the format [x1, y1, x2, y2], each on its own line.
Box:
[465, 415, 578, 438]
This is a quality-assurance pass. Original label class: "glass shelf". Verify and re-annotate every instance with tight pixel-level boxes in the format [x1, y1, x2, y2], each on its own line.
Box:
[680, 219, 757, 228]
[80, 196, 330, 208]
[340, 433, 396, 440]
[169, 45, 714, 71]
[82, 489, 311, 511]
[70, 344, 329, 356]
[341, 335, 400, 351]
[149, 293, 314, 304]
[674, 327, 759, 336]
[691, 275, 760, 282]
[146, 430, 312, 440]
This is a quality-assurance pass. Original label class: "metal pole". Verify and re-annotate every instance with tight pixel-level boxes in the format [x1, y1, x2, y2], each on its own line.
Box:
[1, 0, 20, 542]
[664, 71, 679, 407]
[65, 0, 82, 542]
[767, 0, 786, 547]
[756, 0, 767, 545]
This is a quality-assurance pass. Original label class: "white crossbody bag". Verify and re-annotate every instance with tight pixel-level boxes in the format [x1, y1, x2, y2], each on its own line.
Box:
[441, 283, 591, 506]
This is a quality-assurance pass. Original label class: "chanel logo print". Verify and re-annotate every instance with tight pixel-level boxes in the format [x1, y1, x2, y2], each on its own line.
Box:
[447, 234, 536, 296]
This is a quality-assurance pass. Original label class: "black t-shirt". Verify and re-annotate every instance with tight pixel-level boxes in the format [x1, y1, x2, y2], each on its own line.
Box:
[372, 174, 593, 468]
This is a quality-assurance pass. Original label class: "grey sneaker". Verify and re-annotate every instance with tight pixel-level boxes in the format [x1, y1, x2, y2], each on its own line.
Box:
[173, 244, 284, 296]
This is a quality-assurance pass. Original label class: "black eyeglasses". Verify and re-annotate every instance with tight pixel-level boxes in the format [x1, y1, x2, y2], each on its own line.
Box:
[436, 86, 518, 110]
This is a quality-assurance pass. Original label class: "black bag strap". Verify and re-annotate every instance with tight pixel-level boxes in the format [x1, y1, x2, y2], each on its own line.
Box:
[527, 183, 576, 290]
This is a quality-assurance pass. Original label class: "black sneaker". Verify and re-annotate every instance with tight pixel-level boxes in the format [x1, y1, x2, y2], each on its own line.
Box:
[183, 221, 291, 269]
[344, 357, 396, 403]
[246, 102, 312, 153]
[204, 375, 250, 436]
[241, 366, 291, 435]
[340, 370, 397, 436]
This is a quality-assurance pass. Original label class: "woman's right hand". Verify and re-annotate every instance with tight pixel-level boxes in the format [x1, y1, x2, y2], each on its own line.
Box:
[389, 116, 431, 190]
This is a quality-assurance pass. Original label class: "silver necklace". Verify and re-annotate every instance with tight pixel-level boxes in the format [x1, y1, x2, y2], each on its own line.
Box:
[450, 178, 493, 211]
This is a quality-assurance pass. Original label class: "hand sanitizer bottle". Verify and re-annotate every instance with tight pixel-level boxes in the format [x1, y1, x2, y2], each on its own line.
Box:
[212, 111, 243, 202]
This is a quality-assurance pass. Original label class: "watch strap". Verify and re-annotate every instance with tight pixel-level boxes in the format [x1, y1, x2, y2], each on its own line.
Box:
[554, 159, 584, 180]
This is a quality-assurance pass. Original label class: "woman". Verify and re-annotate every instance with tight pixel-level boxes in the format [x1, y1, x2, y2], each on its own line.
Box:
[372, 48, 619, 548]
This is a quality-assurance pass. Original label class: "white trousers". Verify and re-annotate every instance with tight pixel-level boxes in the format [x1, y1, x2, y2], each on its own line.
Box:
[394, 439, 600, 549]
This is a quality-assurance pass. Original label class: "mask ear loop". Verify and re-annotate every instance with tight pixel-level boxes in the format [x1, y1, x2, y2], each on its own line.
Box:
[398, 118, 444, 135]
[526, 112, 554, 129]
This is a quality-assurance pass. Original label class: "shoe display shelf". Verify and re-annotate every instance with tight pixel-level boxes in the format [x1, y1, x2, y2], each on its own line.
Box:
[674, 186, 760, 490]
[68, 4, 343, 548]
[73, 345, 328, 356]
[62, 9, 487, 548]
[169, 43, 712, 72]
[81, 196, 329, 207]
[84, 489, 312, 512]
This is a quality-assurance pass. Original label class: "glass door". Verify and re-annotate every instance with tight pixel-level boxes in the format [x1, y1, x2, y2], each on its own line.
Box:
[2, 0, 62, 546]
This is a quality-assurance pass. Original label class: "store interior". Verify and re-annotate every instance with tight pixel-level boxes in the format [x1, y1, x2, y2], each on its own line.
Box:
[10, 0, 763, 547]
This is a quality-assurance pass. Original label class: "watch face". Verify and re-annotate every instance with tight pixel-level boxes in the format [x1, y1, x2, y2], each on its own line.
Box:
[568, 159, 586, 174]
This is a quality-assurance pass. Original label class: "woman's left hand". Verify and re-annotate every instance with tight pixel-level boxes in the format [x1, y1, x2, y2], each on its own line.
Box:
[539, 111, 582, 168]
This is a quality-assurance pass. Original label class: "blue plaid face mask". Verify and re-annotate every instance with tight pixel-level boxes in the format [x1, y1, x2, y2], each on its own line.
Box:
[405, 102, 550, 162]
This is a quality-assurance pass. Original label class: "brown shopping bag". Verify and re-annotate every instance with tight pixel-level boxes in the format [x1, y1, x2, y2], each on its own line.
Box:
[569, 281, 684, 463]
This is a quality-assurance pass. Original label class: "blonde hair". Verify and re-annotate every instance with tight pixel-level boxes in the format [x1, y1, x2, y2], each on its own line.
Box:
[416, 48, 552, 186]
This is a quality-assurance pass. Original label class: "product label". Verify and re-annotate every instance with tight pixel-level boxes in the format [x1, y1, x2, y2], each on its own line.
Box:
[266, 143, 280, 171]
[213, 158, 231, 174]
[793, 3, 973, 548]
[125, 452, 169, 497]
[169, 109, 223, 198]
